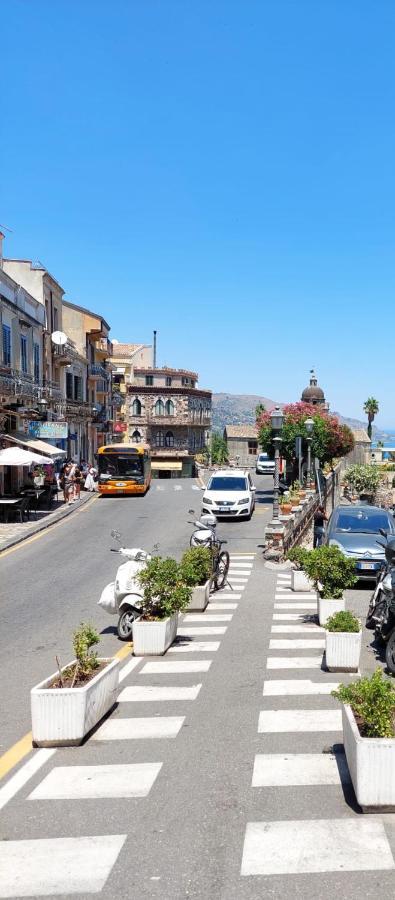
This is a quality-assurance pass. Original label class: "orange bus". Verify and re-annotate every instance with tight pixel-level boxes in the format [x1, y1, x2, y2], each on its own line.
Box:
[96, 443, 151, 495]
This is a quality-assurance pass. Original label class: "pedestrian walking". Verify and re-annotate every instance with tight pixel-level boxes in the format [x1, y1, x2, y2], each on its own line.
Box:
[84, 466, 97, 492]
[63, 464, 75, 506]
[313, 505, 328, 548]
[74, 465, 83, 501]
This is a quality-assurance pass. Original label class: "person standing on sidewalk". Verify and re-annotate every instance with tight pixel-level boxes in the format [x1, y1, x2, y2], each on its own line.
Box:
[63, 464, 75, 506]
[313, 505, 328, 547]
[74, 465, 83, 501]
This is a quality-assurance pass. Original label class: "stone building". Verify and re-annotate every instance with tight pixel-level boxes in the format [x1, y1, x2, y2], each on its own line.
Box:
[111, 341, 152, 441]
[301, 369, 328, 409]
[127, 367, 212, 477]
[223, 425, 259, 467]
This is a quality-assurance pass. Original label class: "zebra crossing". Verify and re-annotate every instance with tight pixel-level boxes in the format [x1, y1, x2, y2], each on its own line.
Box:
[240, 569, 395, 880]
[0, 553, 255, 897]
[155, 482, 202, 491]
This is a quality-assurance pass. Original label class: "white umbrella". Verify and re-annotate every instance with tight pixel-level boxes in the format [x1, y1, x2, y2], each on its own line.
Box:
[0, 446, 54, 467]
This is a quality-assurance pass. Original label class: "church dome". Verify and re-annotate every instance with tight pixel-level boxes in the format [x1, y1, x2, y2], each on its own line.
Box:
[301, 369, 325, 404]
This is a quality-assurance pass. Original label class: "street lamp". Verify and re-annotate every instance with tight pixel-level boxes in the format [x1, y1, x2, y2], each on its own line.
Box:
[305, 417, 314, 486]
[270, 405, 284, 522]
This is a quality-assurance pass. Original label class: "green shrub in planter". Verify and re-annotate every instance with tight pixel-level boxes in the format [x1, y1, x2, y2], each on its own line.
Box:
[137, 556, 192, 620]
[286, 546, 311, 570]
[180, 547, 212, 587]
[332, 668, 395, 738]
[325, 611, 360, 633]
[302, 545, 357, 598]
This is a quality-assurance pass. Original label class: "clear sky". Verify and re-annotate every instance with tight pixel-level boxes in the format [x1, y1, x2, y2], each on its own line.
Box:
[1, 1, 394, 426]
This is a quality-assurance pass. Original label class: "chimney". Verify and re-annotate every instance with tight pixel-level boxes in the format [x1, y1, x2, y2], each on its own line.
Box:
[153, 330, 157, 368]
[0, 231, 4, 269]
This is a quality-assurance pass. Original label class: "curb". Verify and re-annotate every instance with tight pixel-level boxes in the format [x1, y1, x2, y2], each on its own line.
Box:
[0, 493, 98, 554]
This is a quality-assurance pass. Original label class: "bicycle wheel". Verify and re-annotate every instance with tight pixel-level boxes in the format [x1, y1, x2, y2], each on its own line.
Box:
[214, 550, 230, 590]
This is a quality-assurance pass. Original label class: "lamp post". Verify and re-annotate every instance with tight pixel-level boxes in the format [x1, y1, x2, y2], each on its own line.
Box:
[305, 417, 314, 486]
[270, 405, 284, 522]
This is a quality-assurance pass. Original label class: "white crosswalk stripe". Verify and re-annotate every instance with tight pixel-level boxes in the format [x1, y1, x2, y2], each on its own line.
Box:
[29, 763, 163, 800]
[177, 626, 227, 636]
[266, 656, 323, 669]
[258, 709, 342, 733]
[119, 685, 202, 702]
[252, 753, 350, 786]
[271, 624, 324, 633]
[183, 613, 233, 622]
[92, 717, 185, 740]
[169, 640, 221, 651]
[269, 638, 325, 649]
[209, 602, 238, 610]
[140, 660, 212, 674]
[274, 602, 317, 609]
[263, 679, 340, 696]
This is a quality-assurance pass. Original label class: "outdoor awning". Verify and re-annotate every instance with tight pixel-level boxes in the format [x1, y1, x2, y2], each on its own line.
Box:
[24, 439, 66, 459]
[151, 461, 183, 471]
[0, 447, 54, 467]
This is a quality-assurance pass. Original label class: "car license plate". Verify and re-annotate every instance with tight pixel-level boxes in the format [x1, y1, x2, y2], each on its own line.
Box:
[219, 506, 231, 512]
[359, 562, 376, 570]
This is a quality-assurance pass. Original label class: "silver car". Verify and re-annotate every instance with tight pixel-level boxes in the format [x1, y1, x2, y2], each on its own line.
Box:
[325, 505, 395, 580]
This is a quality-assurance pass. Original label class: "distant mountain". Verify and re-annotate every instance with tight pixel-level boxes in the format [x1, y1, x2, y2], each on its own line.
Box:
[212, 393, 386, 439]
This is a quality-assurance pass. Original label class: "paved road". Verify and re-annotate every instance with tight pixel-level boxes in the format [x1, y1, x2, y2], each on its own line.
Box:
[0, 474, 273, 753]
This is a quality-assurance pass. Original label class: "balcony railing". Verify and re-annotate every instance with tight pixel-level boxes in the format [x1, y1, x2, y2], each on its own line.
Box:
[88, 364, 108, 379]
[0, 368, 43, 399]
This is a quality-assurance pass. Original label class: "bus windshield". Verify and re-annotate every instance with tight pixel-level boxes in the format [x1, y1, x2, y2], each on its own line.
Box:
[98, 453, 144, 481]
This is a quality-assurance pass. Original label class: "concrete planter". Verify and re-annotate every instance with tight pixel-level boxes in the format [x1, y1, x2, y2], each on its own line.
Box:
[291, 570, 314, 592]
[185, 581, 210, 612]
[342, 704, 395, 811]
[133, 613, 178, 656]
[31, 657, 120, 747]
[325, 630, 361, 672]
[318, 595, 345, 626]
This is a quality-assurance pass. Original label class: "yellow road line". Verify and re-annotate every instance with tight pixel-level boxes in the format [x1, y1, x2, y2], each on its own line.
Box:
[0, 495, 98, 558]
[0, 638, 133, 783]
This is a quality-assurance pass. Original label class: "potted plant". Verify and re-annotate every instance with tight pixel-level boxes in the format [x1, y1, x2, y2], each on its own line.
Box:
[134, 556, 192, 655]
[325, 610, 361, 672]
[31, 623, 120, 747]
[287, 546, 315, 593]
[332, 669, 395, 810]
[180, 546, 212, 612]
[302, 545, 357, 625]
[279, 494, 293, 515]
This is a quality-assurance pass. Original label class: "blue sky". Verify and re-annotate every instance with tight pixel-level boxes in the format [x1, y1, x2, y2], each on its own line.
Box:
[1, 1, 394, 426]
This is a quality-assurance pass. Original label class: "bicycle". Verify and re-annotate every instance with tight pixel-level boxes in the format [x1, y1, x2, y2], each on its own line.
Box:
[188, 510, 230, 591]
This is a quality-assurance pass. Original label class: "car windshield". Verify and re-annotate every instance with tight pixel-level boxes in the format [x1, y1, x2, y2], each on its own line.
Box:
[335, 511, 392, 534]
[208, 477, 247, 491]
[258, 455, 268, 461]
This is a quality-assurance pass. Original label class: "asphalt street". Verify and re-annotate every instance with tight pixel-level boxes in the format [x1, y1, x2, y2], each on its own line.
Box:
[0, 474, 272, 753]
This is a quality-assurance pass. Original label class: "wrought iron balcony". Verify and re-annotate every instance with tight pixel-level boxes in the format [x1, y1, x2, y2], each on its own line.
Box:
[88, 364, 108, 379]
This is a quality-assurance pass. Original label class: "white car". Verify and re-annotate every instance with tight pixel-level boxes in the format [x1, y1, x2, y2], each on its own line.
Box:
[202, 469, 256, 519]
[255, 453, 275, 475]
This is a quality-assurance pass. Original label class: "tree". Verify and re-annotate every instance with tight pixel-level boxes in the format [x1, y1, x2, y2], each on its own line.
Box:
[210, 433, 229, 465]
[256, 402, 354, 466]
[363, 397, 379, 440]
[343, 464, 381, 497]
[255, 403, 266, 419]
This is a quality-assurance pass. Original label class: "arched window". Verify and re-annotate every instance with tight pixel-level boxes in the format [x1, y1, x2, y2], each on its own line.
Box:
[165, 399, 175, 416]
[132, 398, 142, 416]
[165, 431, 174, 447]
[131, 429, 141, 443]
[154, 399, 165, 416]
[156, 431, 164, 447]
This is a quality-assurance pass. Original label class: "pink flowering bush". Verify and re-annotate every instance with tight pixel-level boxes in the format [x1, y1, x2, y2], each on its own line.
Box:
[256, 402, 354, 465]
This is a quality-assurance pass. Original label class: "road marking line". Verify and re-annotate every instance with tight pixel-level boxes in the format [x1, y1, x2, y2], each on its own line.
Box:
[0, 496, 98, 558]
[92, 716, 185, 740]
[0, 732, 33, 782]
[115, 642, 133, 662]
[252, 753, 349, 787]
[271, 625, 324, 633]
[29, 762, 163, 800]
[258, 709, 342, 732]
[119, 685, 202, 702]
[177, 626, 227, 636]
[273, 613, 317, 620]
[263, 680, 340, 696]
[118, 657, 141, 682]
[0, 749, 55, 812]
[183, 614, 232, 622]
[140, 660, 211, 674]
[269, 638, 325, 649]
[209, 602, 238, 610]
[274, 603, 317, 610]
[0, 834, 128, 897]
[213, 593, 242, 600]
[267, 656, 323, 669]
[169, 640, 221, 651]
[241, 820, 394, 876]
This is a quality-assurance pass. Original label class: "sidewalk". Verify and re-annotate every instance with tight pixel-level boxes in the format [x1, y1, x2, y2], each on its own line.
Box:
[0, 491, 97, 553]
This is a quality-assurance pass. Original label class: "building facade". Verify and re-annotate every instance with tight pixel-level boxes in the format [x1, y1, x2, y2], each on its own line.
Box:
[127, 367, 211, 477]
[223, 425, 259, 467]
[111, 342, 152, 442]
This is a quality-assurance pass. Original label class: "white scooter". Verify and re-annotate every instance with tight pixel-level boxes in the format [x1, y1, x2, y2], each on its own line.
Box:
[97, 530, 151, 640]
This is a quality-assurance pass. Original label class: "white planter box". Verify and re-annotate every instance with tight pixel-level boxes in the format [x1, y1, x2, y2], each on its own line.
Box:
[31, 657, 120, 747]
[325, 630, 361, 672]
[291, 570, 314, 592]
[185, 581, 210, 612]
[318, 595, 345, 626]
[342, 704, 395, 811]
[133, 613, 178, 656]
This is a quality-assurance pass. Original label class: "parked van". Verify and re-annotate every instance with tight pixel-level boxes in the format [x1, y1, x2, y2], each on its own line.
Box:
[255, 453, 275, 475]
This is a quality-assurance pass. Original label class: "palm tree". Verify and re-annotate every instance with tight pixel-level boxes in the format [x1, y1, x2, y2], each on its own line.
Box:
[363, 397, 379, 439]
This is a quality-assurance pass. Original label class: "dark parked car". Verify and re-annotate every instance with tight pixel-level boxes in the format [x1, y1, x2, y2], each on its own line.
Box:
[325, 504, 395, 580]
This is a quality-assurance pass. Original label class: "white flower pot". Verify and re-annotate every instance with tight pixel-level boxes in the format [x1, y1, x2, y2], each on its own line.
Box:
[185, 581, 210, 612]
[325, 630, 361, 672]
[318, 595, 345, 626]
[291, 570, 314, 592]
[133, 613, 178, 656]
[31, 658, 120, 747]
[342, 704, 395, 811]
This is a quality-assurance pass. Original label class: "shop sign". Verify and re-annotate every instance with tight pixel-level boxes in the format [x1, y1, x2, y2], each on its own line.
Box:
[113, 422, 127, 433]
[28, 421, 69, 439]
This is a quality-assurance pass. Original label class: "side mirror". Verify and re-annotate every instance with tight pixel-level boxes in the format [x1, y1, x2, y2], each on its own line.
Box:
[251, 485, 256, 492]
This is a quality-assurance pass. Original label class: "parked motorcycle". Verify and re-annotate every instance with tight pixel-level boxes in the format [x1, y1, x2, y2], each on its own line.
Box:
[188, 510, 230, 590]
[97, 529, 151, 640]
[366, 529, 395, 673]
